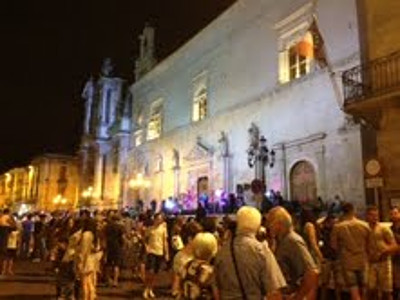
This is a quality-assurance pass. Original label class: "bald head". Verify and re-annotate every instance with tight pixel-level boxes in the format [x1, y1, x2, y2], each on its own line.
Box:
[267, 206, 293, 236]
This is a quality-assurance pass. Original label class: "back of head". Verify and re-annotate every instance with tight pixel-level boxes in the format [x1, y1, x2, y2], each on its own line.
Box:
[366, 205, 378, 214]
[236, 206, 261, 234]
[183, 221, 203, 244]
[341, 202, 354, 216]
[201, 217, 217, 233]
[192, 232, 218, 261]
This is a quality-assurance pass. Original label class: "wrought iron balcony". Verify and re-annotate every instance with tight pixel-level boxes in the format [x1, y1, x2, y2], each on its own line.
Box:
[342, 50, 400, 104]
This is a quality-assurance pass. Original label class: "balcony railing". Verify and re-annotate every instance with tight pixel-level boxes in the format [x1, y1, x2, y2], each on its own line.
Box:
[342, 50, 400, 103]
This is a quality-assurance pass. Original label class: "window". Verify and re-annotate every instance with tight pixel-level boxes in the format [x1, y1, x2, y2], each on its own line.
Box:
[279, 31, 314, 83]
[275, 3, 317, 84]
[147, 99, 163, 141]
[288, 32, 314, 80]
[193, 87, 207, 122]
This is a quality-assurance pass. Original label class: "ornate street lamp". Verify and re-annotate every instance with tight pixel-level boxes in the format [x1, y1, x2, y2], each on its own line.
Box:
[247, 135, 276, 186]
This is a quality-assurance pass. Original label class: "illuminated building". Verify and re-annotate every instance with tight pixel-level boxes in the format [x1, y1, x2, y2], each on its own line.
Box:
[79, 58, 132, 209]
[342, 0, 400, 217]
[124, 0, 366, 210]
[0, 154, 79, 211]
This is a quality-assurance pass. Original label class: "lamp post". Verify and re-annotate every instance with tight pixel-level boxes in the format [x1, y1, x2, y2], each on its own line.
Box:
[247, 135, 276, 188]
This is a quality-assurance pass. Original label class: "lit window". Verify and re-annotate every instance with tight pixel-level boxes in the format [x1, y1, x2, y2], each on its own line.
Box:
[193, 87, 207, 122]
[147, 100, 163, 141]
[279, 32, 314, 83]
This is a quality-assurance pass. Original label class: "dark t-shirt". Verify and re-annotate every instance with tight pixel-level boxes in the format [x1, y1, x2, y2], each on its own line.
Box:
[0, 226, 11, 254]
[22, 220, 33, 236]
[105, 222, 124, 251]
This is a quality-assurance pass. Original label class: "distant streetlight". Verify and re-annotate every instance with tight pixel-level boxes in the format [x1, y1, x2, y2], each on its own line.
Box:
[129, 173, 151, 189]
[81, 186, 93, 207]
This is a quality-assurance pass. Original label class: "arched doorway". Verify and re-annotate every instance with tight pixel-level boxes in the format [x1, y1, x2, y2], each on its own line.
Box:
[290, 160, 317, 203]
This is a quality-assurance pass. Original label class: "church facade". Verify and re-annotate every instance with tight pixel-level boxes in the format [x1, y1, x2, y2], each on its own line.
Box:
[124, 0, 366, 210]
[79, 59, 132, 209]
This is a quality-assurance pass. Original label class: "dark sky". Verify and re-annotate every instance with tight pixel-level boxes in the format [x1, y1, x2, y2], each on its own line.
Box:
[0, 0, 235, 173]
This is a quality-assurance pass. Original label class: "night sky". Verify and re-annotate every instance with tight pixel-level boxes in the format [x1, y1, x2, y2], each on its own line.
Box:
[0, 0, 235, 173]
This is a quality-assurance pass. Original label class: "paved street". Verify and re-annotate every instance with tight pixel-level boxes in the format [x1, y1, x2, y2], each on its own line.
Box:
[0, 260, 173, 299]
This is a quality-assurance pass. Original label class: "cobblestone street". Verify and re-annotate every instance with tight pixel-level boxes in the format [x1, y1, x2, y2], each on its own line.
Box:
[0, 260, 173, 299]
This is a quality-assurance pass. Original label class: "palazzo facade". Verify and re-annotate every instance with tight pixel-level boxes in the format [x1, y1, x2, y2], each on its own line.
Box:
[0, 154, 79, 211]
[123, 0, 366, 210]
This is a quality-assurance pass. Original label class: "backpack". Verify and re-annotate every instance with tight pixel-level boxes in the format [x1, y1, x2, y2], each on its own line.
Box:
[181, 259, 213, 300]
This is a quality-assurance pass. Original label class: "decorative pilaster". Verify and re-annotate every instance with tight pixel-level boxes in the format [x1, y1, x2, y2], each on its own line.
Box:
[218, 131, 231, 193]
[172, 149, 180, 198]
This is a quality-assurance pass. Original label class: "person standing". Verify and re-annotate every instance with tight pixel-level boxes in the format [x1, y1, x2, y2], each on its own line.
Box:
[20, 214, 34, 259]
[215, 206, 286, 300]
[366, 206, 397, 300]
[390, 206, 400, 300]
[104, 215, 124, 287]
[77, 218, 102, 300]
[143, 213, 169, 299]
[32, 213, 47, 262]
[331, 202, 370, 300]
[180, 232, 219, 300]
[267, 206, 319, 300]
[0, 209, 16, 274]
[3, 222, 20, 275]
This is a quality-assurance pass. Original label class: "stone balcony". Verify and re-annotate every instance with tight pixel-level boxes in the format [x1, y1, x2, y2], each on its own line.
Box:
[342, 50, 400, 126]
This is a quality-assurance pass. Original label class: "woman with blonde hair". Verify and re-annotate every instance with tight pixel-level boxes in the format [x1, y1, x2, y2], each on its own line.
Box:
[77, 218, 102, 300]
[180, 232, 219, 300]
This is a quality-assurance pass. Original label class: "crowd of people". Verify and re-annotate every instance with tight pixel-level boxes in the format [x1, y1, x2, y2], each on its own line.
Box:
[0, 199, 400, 300]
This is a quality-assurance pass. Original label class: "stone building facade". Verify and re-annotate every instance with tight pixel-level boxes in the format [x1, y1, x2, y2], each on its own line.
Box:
[0, 154, 79, 211]
[125, 0, 366, 210]
[342, 0, 400, 217]
[79, 59, 132, 209]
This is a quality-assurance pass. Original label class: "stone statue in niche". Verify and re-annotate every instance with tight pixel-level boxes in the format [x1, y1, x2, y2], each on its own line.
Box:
[172, 148, 180, 169]
[156, 155, 163, 172]
[101, 58, 114, 77]
[218, 131, 229, 157]
[82, 76, 95, 134]
[139, 23, 155, 59]
[248, 123, 260, 150]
